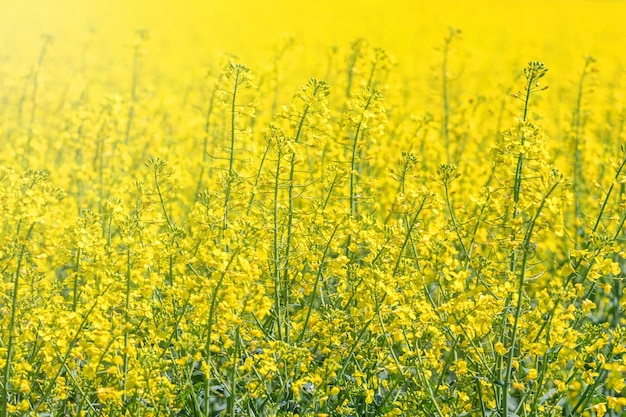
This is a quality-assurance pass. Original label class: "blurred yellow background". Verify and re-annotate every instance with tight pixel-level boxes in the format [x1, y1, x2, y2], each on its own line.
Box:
[3, 0, 625, 77]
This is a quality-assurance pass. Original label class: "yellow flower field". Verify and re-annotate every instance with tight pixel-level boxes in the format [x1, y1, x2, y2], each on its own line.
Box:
[1, 1, 626, 416]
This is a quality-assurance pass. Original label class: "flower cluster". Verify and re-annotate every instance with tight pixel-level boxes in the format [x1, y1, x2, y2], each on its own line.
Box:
[1, 19, 626, 417]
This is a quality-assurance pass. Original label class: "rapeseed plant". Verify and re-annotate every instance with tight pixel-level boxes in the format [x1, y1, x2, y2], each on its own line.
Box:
[2, 1, 626, 416]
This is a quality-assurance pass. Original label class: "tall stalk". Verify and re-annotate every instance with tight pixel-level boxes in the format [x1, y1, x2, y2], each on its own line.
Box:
[349, 89, 379, 219]
[1, 243, 27, 417]
[122, 248, 132, 405]
[500, 61, 549, 417]
[440, 28, 459, 163]
[501, 176, 562, 417]
[125, 30, 148, 145]
[271, 128, 286, 342]
[23, 34, 53, 158]
[511, 62, 548, 218]
[203, 252, 238, 417]
[222, 64, 252, 232]
[195, 73, 222, 201]
[571, 56, 595, 242]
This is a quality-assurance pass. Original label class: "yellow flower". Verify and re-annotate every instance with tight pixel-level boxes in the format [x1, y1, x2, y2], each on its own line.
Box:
[365, 389, 375, 404]
[454, 359, 468, 375]
[512, 382, 525, 391]
[17, 399, 30, 412]
[582, 299, 597, 314]
[494, 342, 507, 356]
[593, 402, 607, 417]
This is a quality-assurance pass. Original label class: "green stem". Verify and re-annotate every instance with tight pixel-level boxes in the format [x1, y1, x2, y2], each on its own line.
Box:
[393, 197, 427, 276]
[512, 75, 533, 212]
[246, 139, 272, 215]
[125, 33, 145, 144]
[195, 76, 221, 201]
[25, 34, 53, 153]
[223, 69, 241, 231]
[1, 244, 26, 417]
[227, 327, 241, 417]
[282, 105, 311, 343]
[298, 224, 339, 344]
[72, 248, 82, 311]
[444, 182, 470, 262]
[572, 60, 591, 241]
[273, 144, 284, 342]
[350, 91, 375, 219]
[123, 247, 132, 404]
[502, 179, 560, 417]
[154, 163, 172, 227]
[345, 40, 363, 98]
[204, 251, 238, 417]
[441, 38, 451, 163]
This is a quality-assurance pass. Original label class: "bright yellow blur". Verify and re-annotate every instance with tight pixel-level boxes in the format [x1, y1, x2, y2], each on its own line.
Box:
[3, 0, 626, 76]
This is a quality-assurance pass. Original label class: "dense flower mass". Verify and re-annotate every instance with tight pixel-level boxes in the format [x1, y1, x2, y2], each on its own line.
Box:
[1, 1, 626, 416]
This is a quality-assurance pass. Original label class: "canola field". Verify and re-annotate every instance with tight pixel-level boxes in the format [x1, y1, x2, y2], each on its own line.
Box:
[1, 1, 626, 416]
